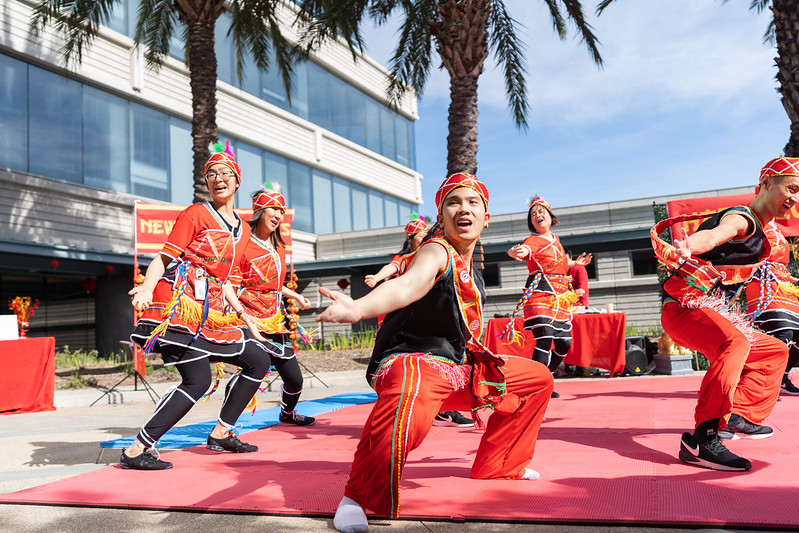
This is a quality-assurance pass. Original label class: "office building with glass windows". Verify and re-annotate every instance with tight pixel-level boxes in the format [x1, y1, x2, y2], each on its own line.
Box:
[0, 0, 420, 354]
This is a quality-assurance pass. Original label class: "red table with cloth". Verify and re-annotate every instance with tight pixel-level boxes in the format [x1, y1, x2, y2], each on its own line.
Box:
[0, 337, 56, 414]
[484, 313, 627, 377]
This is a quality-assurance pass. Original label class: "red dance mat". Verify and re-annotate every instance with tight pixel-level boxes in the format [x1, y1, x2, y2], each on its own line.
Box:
[3, 374, 799, 529]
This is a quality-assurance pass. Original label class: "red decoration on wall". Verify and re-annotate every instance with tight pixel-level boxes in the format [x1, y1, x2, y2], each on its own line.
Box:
[337, 278, 350, 290]
[81, 278, 97, 293]
[50, 259, 59, 270]
[105, 265, 114, 273]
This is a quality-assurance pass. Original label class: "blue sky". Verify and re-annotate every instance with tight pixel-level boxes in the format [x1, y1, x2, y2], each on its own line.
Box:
[362, 1, 788, 216]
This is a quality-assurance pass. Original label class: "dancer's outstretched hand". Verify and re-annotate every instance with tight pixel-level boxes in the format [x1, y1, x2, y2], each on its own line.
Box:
[240, 312, 267, 342]
[673, 228, 692, 261]
[317, 286, 362, 324]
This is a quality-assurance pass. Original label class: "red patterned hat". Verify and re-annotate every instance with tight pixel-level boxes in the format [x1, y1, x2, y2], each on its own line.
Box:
[434, 172, 489, 212]
[204, 140, 241, 184]
[252, 182, 286, 212]
[759, 157, 799, 184]
[527, 195, 552, 211]
[404, 213, 428, 238]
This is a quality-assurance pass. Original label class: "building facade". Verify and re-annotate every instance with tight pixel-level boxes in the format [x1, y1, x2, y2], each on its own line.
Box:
[0, 0, 420, 354]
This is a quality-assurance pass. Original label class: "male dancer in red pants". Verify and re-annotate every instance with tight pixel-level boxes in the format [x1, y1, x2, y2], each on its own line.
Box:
[318, 172, 553, 532]
[653, 157, 798, 471]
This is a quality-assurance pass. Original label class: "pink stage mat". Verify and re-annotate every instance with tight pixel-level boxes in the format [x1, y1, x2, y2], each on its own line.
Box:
[3, 374, 799, 529]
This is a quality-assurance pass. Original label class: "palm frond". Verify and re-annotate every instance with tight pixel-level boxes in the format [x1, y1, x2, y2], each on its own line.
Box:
[559, 0, 603, 66]
[540, 0, 567, 38]
[385, 0, 435, 107]
[134, 0, 179, 69]
[30, 0, 120, 65]
[488, 0, 528, 130]
[295, 0, 369, 60]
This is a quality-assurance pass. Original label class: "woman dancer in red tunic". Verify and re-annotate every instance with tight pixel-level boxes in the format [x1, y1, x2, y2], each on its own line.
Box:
[319, 173, 553, 532]
[124, 142, 271, 470]
[364, 214, 428, 288]
[506, 196, 591, 397]
[237, 183, 315, 425]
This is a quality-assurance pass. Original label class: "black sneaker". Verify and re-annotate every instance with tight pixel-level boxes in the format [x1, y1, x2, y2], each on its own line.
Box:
[678, 432, 751, 471]
[433, 411, 474, 427]
[279, 410, 316, 426]
[207, 431, 258, 452]
[719, 414, 773, 440]
[782, 375, 799, 395]
[120, 449, 173, 470]
[551, 390, 560, 399]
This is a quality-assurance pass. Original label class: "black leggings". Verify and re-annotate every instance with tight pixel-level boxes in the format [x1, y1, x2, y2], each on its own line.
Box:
[272, 357, 304, 413]
[136, 341, 270, 448]
[526, 317, 572, 372]
[755, 310, 799, 372]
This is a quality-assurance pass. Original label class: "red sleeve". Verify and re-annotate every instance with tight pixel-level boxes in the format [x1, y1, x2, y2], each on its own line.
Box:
[160, 204, 204, 261]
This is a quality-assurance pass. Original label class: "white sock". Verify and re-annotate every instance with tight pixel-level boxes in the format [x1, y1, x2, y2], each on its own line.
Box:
[333, 496, 368, 533]
[521, 468, 540, 480]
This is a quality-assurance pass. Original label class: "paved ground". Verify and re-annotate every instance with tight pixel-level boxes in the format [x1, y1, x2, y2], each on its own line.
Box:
[0, 370, 761, 532]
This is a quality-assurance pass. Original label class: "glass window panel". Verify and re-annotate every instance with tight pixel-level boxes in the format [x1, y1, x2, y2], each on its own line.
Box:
[333, 178, 352, 232]
[397, 201, 412, 223]
[348, 90, 366, 146]
[307, 63, 329, 129]
[384, 195, 399, 227]
[312, 171, 333, 234]
[289, 162, 313, 233]
[0, 55, 28, 171]
[351, 185, 368, 231]
[288, 59, 310, 120]
[408, 120, 416, 170]
[215, 11, 234, 86]
[329, 77, 348, 138]
[395, 117, 411, 167]
[168, 20, 186, 61]
[364, 99, 381, 153]
[262, 47, 289, 109]
[130, 103, 169, 201]
[240, 52, 260, 96]
[236, 142, 264, 206]
[83, 87, 129, 193]
[264, 152, 289, 195]
[169, 118, 193, 205]
[29, 67, 82, 183]
[106, 0, 128, 35]
[380, 107, 396, 161]
[368, 190, 384, 228]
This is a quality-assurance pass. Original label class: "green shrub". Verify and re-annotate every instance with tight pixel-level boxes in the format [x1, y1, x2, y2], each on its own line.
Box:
[692, 352, 709, 371]
[55, 346, 100, 369]
[63, 372, 97, 389]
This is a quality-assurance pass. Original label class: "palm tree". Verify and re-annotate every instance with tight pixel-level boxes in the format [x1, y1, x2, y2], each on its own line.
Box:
[30, 0, 298, 203]
[598, 0, 799, 157]
[296, 0, 603, 176]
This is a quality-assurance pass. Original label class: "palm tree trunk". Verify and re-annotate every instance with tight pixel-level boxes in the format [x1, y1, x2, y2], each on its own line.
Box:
[186, 18, 217, 204]
[773, 0, 799, 157]
[431, 0, 490, 176]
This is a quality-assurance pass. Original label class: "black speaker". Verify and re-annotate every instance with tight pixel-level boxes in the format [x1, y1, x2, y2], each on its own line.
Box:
[625, 336, 647, 376]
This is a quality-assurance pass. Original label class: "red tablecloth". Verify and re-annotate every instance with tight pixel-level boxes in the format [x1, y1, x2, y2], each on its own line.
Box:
[484, 313, 627, 377]
[0, 337, 56, 414]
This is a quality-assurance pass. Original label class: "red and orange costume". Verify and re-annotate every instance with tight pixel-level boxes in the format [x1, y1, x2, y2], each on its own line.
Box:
[653, 201, 787, 430]
[342, 174, 553, 518]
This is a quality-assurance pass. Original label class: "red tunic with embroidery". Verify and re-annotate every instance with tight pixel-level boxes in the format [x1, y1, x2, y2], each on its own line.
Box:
[237, 235, 290, 334]
[520, 233, 573, 323]
[131, 203, 249, 360]
[745, 221, 799, 317]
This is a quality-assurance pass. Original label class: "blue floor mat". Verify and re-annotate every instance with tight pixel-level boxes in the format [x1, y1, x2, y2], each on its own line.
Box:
[100, 391, 376, 450]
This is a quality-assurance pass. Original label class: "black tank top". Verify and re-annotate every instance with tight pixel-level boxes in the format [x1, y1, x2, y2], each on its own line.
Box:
[367, 266, 485, 380]
[694, 206, 764, 266]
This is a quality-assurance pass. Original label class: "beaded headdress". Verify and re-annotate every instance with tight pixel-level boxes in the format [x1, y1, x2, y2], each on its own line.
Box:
[404, 213, 428, 238]
[204, 140, 241, 185]
[434, 172, 489, 212]
[252, 181, 286, 212]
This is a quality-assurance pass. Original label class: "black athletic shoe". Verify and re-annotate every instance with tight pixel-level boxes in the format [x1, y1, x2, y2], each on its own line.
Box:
[782, 375, 799, 395]
[550, 390, 560, 399]
[279, 410, 316, 426]
[433, 411, 474, 427]
[718, 414, 773, 440]
[207, 431, 258, 452]
[120, 449, 173, 470]
[678, 432, 751, 471]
